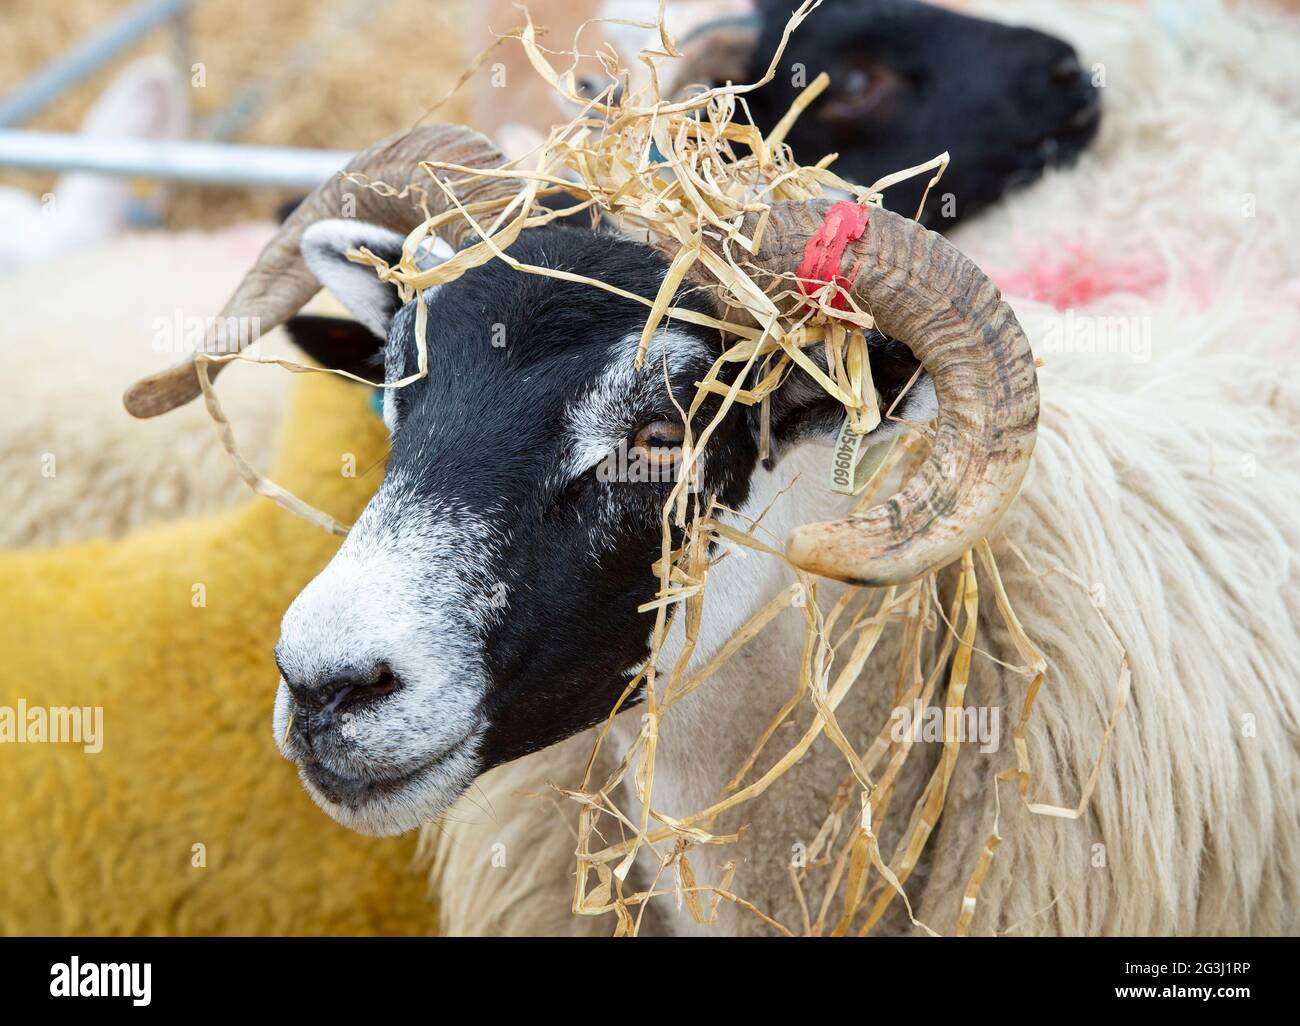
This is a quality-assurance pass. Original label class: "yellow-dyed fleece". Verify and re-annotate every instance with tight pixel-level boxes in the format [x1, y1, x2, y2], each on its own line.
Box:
[0, 373, 438, 935]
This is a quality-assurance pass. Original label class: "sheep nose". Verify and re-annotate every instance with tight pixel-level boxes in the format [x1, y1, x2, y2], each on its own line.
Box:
[281, 661, 403, 724]
[1050, 53, 1082, 86]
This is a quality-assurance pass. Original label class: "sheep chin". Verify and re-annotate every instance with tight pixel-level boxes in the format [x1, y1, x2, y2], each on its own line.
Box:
[300, 729, 485, 838]
[271, 684, 486, 836]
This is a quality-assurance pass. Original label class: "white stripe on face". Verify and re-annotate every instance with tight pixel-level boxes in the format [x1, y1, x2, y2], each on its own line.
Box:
[562, 326, 712, 481]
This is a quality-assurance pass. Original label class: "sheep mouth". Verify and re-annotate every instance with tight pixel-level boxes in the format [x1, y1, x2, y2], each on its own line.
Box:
[291, 728, 483, 832]
[301, 756, 435, 808]
[296, 729, 480, 811]
[1037, 97, 1102, 168]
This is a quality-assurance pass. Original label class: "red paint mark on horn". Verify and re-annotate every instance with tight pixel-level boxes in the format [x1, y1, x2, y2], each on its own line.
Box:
[796, 200, 870, 313]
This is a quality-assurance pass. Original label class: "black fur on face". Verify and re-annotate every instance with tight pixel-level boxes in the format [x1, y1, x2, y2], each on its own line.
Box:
[730, 0, 1101, 227]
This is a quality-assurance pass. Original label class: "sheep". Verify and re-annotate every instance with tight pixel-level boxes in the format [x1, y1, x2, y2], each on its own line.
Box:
[0, 53, 302, 551]
[674, 0, 1101, 226]
[431, 281, 1300, 937]
[125, 121, 1299, 936]
[471, 0, 1100, 227]
[2, 0, 1289, 936]
[0, 0, 1112, 940]
[0, 223, 301, 549]
[949, 0, 1300, 308]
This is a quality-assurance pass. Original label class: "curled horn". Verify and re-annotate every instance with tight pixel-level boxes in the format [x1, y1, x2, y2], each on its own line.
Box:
[123, 123, 517, 419]
[753, 201, 1039, 586]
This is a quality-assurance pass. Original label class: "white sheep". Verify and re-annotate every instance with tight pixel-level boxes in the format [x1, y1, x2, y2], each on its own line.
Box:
[1, 224, 299, 548]
[0, 55, 189, 276]
[429, 281, 1300, 936]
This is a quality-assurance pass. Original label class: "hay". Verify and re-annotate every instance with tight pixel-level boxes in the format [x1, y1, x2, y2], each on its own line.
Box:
[0, 0, 470, 227]
[186, 0, 1131, 934]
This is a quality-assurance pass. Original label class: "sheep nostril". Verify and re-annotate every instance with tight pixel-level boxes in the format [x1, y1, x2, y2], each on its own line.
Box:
[286, 663, 403, 725]
[1050, 54, 1082, 86]
[283, 677, 323, 712]
[330, 663, 402, 719]
[1067, 97, 1102, 131]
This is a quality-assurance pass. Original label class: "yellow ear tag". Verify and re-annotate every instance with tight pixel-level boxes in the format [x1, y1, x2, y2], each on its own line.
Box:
[828, 419, 890, 496]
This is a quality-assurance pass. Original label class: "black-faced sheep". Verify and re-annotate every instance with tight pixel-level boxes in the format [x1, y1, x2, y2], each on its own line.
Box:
[473, 0, 1099, 226]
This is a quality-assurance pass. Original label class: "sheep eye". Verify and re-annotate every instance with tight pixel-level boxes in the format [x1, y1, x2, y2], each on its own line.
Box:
[630, 419, 686, 464]
[819, 61, 906, 125]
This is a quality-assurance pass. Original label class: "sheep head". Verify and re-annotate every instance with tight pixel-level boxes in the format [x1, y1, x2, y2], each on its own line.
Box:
[668, 0, 1100, 226]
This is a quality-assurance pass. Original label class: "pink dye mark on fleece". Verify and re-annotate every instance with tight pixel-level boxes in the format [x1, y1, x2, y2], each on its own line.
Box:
[990, 240, 1167, 310]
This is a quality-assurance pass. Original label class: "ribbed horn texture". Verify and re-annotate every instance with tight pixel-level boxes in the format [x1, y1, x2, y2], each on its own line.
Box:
[753, 201, 1039, 585]
[123, 123, 516, 419]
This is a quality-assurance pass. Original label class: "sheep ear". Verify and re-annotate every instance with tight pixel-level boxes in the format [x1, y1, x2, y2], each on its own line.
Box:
[764, 333, 938, 456]
[299, 219, 410, 339]
[284, 315, 386, 383]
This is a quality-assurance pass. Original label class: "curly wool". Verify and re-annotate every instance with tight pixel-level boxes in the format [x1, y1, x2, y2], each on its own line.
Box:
[0, 375, 437, 935]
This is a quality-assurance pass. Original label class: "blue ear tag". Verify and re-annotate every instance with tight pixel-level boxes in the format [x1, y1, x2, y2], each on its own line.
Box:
[369, 388, 385, 419]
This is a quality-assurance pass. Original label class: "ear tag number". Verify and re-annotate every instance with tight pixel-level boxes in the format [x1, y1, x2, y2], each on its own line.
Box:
[828, 419, 889, 495]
